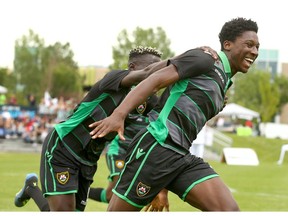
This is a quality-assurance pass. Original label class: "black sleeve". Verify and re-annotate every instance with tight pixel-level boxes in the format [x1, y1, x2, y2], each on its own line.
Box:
[168, 48, 215, 79]
[99, 70, 130, 91]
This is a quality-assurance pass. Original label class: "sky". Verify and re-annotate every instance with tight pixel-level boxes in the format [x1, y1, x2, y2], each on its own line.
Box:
[0, 0, 287, 69]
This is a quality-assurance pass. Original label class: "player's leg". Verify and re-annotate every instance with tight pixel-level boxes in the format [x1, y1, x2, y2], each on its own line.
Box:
[170, 154, 239, 211]
[107, 193, 140, 211]
[105, 175, 119, 201]
[46, 165, 95, 211]
[46, 194, 75, 211]
[88, 187, 108, 203]
[40, 129, 78, 211]
[108, 130, 181, 211]
[89, 175, 118, 203]
[185, 177, 239, 211]
[15, 173, 50, 211]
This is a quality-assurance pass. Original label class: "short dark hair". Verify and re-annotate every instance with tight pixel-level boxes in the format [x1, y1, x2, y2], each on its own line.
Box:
[219, 17, 258, 50]
[129, 46, 162, 59]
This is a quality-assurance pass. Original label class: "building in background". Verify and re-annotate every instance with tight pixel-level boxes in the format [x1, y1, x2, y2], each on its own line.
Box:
[281, 62, 288, 77]
[255, 49, 279, 78]
[79, 66, 109, 91]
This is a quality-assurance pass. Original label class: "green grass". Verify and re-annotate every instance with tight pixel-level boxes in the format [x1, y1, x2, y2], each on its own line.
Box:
[1, 134, 288, 211]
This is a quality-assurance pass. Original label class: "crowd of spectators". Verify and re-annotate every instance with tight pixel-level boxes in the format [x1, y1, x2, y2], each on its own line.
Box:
[0, 94, 77, 146]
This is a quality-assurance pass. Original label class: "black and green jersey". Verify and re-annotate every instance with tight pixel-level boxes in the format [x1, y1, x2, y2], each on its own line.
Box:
[147, 49, 232, 154]
[54, 70, 130, 166]
[107, 94, 158, 155]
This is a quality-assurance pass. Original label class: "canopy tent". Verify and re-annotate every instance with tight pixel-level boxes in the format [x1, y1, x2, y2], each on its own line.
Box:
[218, 103, 260, 120]
[0, 85, 8, 94]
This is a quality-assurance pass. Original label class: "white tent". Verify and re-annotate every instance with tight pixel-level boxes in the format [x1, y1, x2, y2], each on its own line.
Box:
[0, 85, 7, 94]
[218, 103, 260, 120]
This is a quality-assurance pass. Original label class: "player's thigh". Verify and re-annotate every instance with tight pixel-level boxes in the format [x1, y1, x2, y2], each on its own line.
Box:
[185, 177, 239, 211]
[167, 154, 238, 211]
[47, 194, 75, 211]
[107, 193, 140, 211]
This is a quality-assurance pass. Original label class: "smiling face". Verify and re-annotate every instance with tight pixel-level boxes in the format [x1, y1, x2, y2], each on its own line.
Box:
[224, 31, 260, 76]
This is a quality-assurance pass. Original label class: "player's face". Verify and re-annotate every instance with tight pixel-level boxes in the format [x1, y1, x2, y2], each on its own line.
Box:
[228, 31, 259, 76]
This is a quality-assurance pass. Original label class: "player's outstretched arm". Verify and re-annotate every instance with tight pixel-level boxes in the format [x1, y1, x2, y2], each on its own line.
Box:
[89, 64, 180, 139]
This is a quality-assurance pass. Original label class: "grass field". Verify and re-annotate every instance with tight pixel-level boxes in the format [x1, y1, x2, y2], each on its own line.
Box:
[1, 134, 288, 212]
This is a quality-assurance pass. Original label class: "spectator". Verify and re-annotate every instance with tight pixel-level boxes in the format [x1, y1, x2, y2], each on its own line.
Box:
[27, 94, 37, 107]
[0, 116, 5, 139]
[8, 94, 17, 105]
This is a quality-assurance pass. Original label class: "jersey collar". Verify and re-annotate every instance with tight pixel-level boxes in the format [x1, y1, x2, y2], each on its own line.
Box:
[218, 51, 231, 78]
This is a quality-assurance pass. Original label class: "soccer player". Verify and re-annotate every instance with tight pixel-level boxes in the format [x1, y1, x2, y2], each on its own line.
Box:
[38, 46, 165, 211]
[89, 17, 260, 211]
[15, 46, 219, 211]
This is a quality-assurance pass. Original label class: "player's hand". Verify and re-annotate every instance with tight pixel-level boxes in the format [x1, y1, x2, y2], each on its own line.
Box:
[198, 46, 219, 61]
[89, 114, 125, 140]
[143, 189, 169, 212]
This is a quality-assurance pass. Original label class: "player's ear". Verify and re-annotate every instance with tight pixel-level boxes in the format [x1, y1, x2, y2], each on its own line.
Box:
[223, 40, 232, 51]
[128, 62, 136, 70]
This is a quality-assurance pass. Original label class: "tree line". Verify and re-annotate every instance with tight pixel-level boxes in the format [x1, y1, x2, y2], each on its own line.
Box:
[0, 28, 287, 122]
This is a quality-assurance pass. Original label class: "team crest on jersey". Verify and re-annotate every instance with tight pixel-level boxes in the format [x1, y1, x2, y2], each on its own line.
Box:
[56, 171, 69, 184]
[136, 182, 151, 197]
[115, 160, 124, 169]
[136, 102, 147, 114]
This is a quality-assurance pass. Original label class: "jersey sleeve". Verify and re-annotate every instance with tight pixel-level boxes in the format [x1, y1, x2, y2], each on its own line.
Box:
[168, 49, 215, 79]
[99, 69, 130, 91]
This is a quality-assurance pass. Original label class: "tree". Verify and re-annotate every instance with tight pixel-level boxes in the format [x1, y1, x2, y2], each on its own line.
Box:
[229, 69, 280, 122]
[14, 30, 82, 104]
[42, 42, 82, 99]
[0, 67, 12, 88]
[109, 27, 175, 69]
[0, 68, 8, 85]
[14, 29, 45, 104]
[0, 67, 17, 98]
[274, 74, 288, 112]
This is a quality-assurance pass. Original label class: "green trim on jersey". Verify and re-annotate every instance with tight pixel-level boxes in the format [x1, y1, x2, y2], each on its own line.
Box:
[218, 51, 231, 76]
[218, 51, 233, 93]
[55, 93, 109, 139]
[147, 80, 189, 144]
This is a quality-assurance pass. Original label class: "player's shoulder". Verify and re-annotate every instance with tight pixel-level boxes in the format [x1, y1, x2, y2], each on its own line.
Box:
[186, 48, 215, 70]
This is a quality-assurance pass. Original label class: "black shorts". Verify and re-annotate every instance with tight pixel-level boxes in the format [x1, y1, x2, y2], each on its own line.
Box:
[113, 130, 218, 208]
[40, 129, 97, 211]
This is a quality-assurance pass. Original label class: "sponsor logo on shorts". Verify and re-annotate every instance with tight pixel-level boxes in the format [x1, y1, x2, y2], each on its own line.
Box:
[136, 148, 146, 159]
[56, 171, 69, 184]
[115, 160, 124, 169]
[136, 182, 151, 197]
